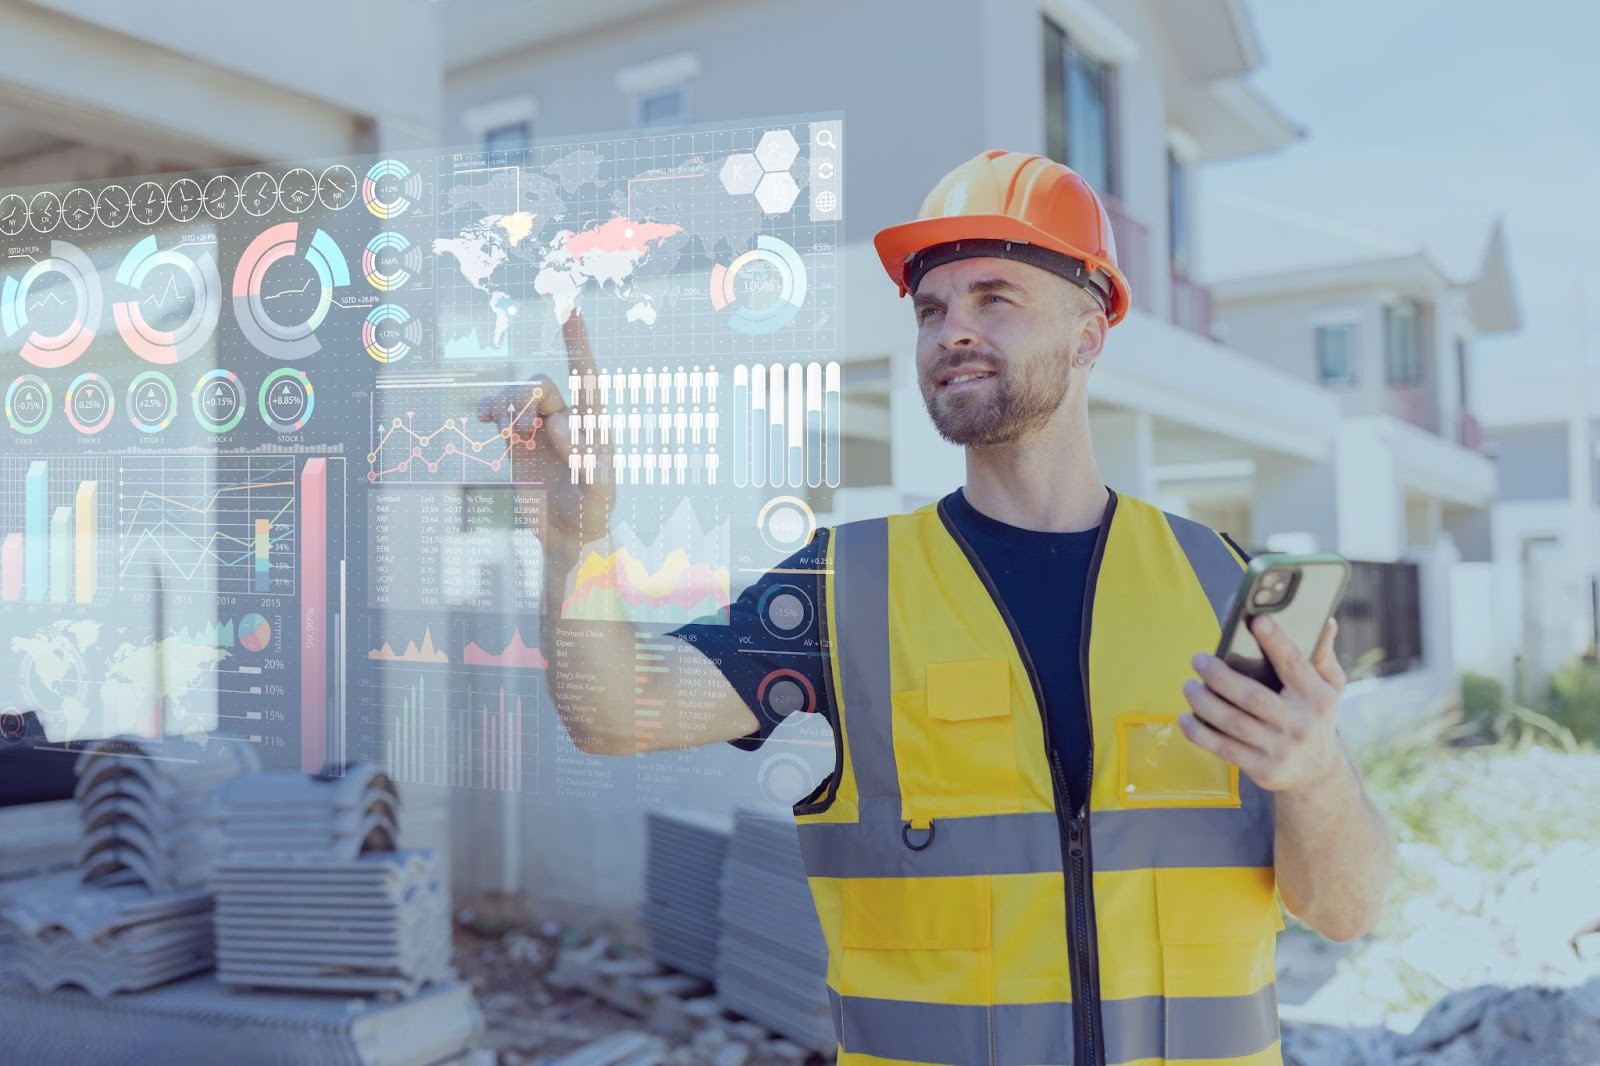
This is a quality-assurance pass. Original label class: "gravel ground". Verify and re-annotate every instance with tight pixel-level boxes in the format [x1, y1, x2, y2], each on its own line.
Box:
[1280, 743, 1600, 1033]
[454, 743, 1600, 1063]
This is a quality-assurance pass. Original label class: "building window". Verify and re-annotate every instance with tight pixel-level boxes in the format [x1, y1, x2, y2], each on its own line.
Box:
[1314, 323, 1359, 386]
[617, 52, 701, 131]
[1044, 17, 1118, 196]
[634, 83, 692, 129]
[1167, 148, 1190, 275]
[1385, 300, 1425, 386]
[483, 121, 531, 152]
[463, 94, 537, 154]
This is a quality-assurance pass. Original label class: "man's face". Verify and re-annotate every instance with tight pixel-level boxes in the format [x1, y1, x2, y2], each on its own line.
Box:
[912, 256, 1093, 447]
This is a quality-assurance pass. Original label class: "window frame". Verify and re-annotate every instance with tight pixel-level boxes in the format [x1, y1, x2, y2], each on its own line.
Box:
[616, 51, 701, 131]
[1384, 299, 1426, 387]
[1312, 320, 1361, 387]
[482, 120, 532, 152]
[1167, 146, 1190, 276]
[633, 82, 693, 130]
[462, 94, 538, 154]
[1042, 14, 1120, 197]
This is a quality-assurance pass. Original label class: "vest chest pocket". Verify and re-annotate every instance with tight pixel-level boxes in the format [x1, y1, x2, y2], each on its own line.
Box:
[1117, 714, 1241, 808]
[892, 659, 1022, 823]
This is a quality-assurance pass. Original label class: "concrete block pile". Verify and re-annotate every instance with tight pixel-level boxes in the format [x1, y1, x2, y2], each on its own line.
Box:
[642, 809, 731, 981]
[0, 966, 487, 1066]
[210, 764, 453, 997]
[0, 798, 76, 880]
[0, 737, 257, 996]
[715, 808, 833, 1054]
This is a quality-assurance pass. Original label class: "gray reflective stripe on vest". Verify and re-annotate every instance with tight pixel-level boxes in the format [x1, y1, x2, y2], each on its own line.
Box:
[830, 985, 1280, 1065]
[799, 806, 1271, 877]
[1091, 806, 1274, 870]
[1162, 510, 1279, 830]
[831, 519, 897, 822]
[1164, 511, 1243, 627]
[799, 812, 1065, 877]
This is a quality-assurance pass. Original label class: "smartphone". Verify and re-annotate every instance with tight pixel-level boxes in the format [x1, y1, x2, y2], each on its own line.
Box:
[1215, 553, 1351, 692]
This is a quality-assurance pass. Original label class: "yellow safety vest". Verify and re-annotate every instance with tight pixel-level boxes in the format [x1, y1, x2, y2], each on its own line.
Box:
[794, 491, 1285, 1066]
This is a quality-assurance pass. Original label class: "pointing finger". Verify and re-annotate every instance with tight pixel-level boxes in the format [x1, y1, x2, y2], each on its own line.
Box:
[563, 309, 595, 375]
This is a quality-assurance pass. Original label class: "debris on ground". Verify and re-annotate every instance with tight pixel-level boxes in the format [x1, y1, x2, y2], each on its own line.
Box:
[453, 909, 826, 1066]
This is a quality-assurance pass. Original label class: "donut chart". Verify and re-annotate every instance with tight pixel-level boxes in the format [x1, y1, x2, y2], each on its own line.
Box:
[231, 222, 349, 361]
[126, 370, 178, 434]
[758, 583, 815, 640]
[363, 232, 422, 291]
[192, 369, 246, 433]
[756, 667, 817, 727]
[112, 235, 223, 364]
[64, 372, 115, 434]
[710, 235, 807, 334]
[362, 304, 421, 363]
[362, 159, 422, 220]
[757, 495, 817, 554]
[1, 240, 102, 368]
[258, 367, 314, 432]
[6, 374, 52, 434]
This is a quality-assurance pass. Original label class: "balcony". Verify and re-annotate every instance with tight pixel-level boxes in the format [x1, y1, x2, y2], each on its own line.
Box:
[1170, 269, 1216, 340]
[1102, 196, 1152, 314]
[1459, 409, 1484, 451]
[1391, 386, 1439, 436]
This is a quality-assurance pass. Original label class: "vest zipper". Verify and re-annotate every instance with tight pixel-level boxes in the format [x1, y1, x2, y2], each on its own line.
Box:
[936, 493, 1117, 1066]
[1073, 490, 1115, 1066]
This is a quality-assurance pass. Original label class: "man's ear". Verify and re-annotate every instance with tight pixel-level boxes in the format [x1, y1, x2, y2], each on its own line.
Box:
[1076, 309, 1109, 368]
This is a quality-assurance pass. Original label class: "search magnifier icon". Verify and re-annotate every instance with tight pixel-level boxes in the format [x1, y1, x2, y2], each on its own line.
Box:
[815, 129, 836, 150]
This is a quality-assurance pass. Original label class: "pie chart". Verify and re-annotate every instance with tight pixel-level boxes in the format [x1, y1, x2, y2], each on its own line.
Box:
[239, 614, 272, 653]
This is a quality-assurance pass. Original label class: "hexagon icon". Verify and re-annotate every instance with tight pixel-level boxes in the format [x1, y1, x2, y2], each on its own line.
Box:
[720, 154, 761, 196]
[755, 171, 800, 215]
[755, 129, 799, 173]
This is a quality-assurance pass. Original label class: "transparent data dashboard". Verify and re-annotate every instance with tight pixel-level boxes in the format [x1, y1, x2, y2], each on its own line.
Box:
[0, 114, 846, 811]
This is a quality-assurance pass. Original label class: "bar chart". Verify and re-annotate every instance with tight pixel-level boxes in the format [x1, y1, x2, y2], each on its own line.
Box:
[379, 674, 534, 793]
[0, 456, 117, 605]
[730, 361, 841, 490]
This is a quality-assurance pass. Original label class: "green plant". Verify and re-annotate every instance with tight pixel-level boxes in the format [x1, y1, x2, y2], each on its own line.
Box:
[1459, 672, 1506, 737]
[1546, 657, 1600, 745]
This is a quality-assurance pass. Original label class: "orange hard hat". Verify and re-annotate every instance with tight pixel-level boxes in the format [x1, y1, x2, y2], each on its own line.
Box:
[873, 150, 1132, 326]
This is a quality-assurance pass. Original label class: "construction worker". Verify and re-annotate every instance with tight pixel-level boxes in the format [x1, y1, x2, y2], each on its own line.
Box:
[483, 150, 1395, 1066]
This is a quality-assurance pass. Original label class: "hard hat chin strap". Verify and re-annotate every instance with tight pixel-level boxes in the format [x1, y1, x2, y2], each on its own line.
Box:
[906, 238, 1112, 315]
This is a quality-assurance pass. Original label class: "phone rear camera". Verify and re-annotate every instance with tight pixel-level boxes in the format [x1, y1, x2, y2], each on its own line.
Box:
[1252, 569, 1297, 608]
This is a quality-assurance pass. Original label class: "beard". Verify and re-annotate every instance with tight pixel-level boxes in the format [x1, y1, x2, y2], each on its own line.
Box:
[921, 344, 1074, 447]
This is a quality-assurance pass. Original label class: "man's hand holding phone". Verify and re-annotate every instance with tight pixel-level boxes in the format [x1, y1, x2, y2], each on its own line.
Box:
[1179, 612, 1349, 798]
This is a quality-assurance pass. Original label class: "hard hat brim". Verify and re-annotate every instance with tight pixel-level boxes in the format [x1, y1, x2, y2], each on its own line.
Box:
[873, 213, 1131, 325]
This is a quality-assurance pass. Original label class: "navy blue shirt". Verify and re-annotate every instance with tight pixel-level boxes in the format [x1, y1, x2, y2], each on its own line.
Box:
[670, 488, 1102, 812]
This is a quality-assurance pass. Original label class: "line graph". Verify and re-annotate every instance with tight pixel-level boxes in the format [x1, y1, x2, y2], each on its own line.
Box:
[264, 278, 315, 302]
[369, 382, 548, 484]
[29, 292, 69, 312]
[118, 455, 299, 594]
[141, 274, 186, 312]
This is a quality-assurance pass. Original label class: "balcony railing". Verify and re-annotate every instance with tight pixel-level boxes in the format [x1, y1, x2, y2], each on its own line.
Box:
[1390, 386, 1440, 435]
[1335, 559, 1424, 679]
[1170, 269, 1215, 340]
[1101, 196, 1152, 314]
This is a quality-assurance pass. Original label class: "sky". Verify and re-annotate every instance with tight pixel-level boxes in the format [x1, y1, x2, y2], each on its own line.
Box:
[1201, 0, 1600, 367]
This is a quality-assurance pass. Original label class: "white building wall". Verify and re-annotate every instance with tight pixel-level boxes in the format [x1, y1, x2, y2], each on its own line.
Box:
[1334, 420, 1405, 560]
